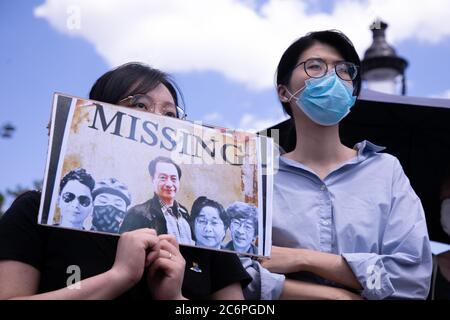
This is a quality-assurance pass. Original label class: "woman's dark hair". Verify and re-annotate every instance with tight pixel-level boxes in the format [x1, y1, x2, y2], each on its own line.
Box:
[59, 168, 95, 194]
[276, 30, 362, 117]
[89, 62, 185, 117]
[190, 196, 229, 234]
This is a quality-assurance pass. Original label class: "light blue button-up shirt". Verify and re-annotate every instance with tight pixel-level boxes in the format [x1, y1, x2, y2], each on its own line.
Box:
[269, 140, 432, 299]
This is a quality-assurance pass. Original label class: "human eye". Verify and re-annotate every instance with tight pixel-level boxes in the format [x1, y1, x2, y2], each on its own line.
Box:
[164, 111, 176, 118]
[336, 63, 349, 73]
[129, 97, 148, 110]
[306, 59, 323, 70]
[133, 102, 147, 110]
[162, 104, 178, 118]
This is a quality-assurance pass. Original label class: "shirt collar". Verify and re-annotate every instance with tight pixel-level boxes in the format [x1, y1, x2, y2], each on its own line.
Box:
[156, 194, 180, 218]
[353, 140, 386, 158]
[279, 140, 386, 172]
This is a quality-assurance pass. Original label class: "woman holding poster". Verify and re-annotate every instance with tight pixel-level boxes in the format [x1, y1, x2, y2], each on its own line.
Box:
[0, 63, 250, 300]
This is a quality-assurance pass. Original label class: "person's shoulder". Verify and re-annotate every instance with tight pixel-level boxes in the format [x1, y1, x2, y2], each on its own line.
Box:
[372, 151, 398, 166]
[127, 199, 152, 215]
[358, 140, 398, 165]
[14, 190, 41, 205]
[2, 190, 41, 219]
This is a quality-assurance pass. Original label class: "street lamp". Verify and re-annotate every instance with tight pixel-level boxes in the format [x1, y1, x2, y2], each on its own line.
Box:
[362, 20, 408, 95]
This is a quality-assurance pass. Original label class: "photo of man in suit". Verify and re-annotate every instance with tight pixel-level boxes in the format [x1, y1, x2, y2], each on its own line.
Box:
[119, 156, 194, 245]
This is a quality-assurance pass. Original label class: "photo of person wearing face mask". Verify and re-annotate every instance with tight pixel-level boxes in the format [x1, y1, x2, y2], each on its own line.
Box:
[91, 178, 131, 234]
[57, 168, 95, 230]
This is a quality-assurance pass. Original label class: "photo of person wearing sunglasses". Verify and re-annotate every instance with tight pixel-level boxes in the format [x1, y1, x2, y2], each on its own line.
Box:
[57, 168, 95, 230]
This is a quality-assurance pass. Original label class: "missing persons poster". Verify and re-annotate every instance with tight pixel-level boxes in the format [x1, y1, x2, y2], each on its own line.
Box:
[38, 93, 274, 257]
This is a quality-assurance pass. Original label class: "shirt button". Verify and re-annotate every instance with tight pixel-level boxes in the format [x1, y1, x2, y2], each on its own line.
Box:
[320, 185, 326, 191]
[322, 219, 331, 226]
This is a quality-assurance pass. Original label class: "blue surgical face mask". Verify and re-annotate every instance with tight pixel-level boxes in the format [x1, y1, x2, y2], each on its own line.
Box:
[286, 72, 357, 126]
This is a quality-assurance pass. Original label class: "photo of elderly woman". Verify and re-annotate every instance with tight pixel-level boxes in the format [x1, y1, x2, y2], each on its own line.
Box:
[91, 178, 132, 234]
[225, 202, 258, 254]
[190, 196, 229, 250]
[57, 168, 95, 230]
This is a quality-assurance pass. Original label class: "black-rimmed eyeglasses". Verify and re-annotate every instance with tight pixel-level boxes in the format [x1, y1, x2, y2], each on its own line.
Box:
[295, 58, 358, 81]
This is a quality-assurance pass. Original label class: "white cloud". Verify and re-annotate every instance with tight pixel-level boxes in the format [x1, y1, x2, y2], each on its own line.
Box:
[237, 112, 288, 132]
[34, 0, 450, 90]
[431, 89, 450, 99]
[202, 112, 223, 123]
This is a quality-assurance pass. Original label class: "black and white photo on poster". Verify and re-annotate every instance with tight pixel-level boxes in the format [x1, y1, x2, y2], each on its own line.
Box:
[39, 93, 274, 257]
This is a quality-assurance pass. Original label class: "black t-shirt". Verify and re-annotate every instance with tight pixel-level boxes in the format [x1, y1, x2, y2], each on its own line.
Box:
[0, 191, 250, 299]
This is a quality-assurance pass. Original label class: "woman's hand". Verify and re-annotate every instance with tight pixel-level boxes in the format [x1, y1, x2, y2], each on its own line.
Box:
[147, 234, 186, 300]
[259, 246, 305, 274]
[110, 228, 160, 291]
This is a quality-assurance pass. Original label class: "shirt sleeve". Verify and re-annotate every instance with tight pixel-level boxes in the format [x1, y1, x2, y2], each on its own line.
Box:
[210, 251, 252, 294]
[239, 256, 285, 300]
[342, 158, 432, 299]
[0, 191, 45, 270]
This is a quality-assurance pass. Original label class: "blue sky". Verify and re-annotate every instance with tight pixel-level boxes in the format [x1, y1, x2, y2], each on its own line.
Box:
[1, 0, 450, 208]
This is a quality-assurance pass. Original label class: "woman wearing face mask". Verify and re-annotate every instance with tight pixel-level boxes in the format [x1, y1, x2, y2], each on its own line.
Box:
[256, 30, 432, 300]
[0, 62, 250, 300]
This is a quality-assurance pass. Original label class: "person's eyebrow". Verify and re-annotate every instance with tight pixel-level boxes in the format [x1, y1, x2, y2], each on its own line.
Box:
[162, 102, 177, 108]
[304, 56, 346, 63]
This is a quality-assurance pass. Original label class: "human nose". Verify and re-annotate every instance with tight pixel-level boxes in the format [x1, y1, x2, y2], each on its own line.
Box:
[236, 224, 247, 234]
[203, 222, 213, 232]
[163, 180, 174, 188]
[68, 198, 81, 208]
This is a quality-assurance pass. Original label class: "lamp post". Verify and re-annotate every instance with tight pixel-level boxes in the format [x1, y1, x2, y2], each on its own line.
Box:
[362, 20, 408, 95]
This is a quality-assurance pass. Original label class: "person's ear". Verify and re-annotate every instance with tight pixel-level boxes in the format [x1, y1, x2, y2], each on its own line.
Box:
[277, 85, 290, 103]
